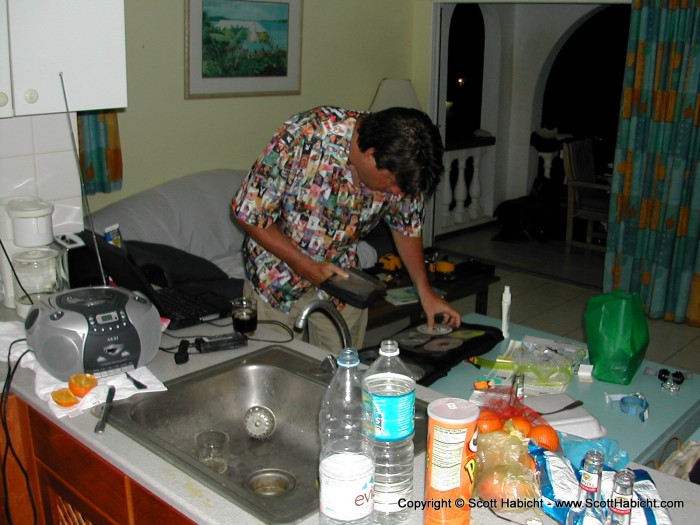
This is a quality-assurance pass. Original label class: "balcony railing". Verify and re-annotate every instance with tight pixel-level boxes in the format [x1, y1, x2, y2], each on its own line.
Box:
[433, 136, 496, 237]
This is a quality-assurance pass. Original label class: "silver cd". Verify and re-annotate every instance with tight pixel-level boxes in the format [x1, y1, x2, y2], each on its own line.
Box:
[424, 338, 463, 352]
[396, 335, 431, 348]
[416, 323, 454, 336]
[393, 329, 430, 347]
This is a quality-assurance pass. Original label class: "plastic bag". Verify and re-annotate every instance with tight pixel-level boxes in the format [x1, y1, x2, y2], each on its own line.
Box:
[512, 342, 573, 394]
[559, 433, 629, 471]
[584, 291, 649, 385]
[473, 430, 541, 511]
[531, 443, 672, 525]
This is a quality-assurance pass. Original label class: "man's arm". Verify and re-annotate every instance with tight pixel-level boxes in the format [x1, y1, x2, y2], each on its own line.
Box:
[234, 219, 348, 287]
[390, 230, 461, 328]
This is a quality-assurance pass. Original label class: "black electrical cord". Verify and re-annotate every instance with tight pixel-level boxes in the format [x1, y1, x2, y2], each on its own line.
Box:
[0, 239, 34, 306]
[1, 339, 37, 525]
[247, 320, 295, 344]
[159, 319, 295, 354]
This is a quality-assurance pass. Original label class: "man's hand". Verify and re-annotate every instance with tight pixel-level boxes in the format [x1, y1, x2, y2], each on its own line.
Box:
[390, 231, 462, 329]
[419, 289, 462, 329]
[296, 261, 349, 287]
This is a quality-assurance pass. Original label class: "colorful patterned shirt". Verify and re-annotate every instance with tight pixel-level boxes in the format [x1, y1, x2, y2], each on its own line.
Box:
[231, 106, 425, 313]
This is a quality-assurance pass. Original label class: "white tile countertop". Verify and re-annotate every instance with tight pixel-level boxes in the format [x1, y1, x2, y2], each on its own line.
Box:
[3, 314, 700, 524]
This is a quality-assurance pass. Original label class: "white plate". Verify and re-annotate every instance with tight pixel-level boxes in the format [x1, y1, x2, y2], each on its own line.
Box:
[523, 393, 607, 440]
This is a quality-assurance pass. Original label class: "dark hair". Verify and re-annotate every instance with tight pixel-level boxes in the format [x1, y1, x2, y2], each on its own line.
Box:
[357, 107, 444, 197]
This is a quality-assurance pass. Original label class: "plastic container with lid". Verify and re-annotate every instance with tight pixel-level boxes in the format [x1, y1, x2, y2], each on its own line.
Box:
[8, 198, 54, 247]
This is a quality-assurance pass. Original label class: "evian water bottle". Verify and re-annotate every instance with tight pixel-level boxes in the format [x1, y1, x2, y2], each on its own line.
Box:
[319, 348, 374, 525]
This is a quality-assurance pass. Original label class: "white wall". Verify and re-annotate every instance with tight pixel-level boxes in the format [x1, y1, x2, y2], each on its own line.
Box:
[0, 114, 83, 234]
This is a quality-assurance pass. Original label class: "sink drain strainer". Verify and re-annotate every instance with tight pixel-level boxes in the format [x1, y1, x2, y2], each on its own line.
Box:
[244, 405, 276, 439]
[245, 469, 296, 497]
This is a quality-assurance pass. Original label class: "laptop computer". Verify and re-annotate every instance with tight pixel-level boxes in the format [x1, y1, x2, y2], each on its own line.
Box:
[77, 232, 235, 330]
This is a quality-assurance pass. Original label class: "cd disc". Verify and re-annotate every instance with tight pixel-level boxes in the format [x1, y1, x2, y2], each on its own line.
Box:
[396, 335, 431, 348]
[416, 323, 453, 336]
[424, 338, 462, 352]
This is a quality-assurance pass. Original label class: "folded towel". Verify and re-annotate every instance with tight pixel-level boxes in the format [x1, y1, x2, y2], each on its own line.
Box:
[1, 321, 166, 418]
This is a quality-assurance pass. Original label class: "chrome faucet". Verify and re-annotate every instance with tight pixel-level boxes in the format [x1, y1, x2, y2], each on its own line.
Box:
[295, 299, 352, 349]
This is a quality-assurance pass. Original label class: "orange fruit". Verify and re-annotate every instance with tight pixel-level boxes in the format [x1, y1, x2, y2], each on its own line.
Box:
[69, 373, 98, 397]
[477, 409, 503, 434]
[51, 388, 79, 407]
[476, 466, 539, 502]
[507, 416, 533, 437]
[529, 424, 560, 451]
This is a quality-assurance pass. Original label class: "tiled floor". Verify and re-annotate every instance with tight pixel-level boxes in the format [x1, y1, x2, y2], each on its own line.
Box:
[436, 222, 606, 290]
[436, 224, 700, 374]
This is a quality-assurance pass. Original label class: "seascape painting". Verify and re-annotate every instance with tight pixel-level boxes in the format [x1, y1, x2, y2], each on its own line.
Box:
[187, 0, 302, 97]
[202, 0, 290, 78]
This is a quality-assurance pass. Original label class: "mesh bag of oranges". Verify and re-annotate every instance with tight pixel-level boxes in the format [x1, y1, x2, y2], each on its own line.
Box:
[472, 387, 563, 515]
[475, 385, 561, 452]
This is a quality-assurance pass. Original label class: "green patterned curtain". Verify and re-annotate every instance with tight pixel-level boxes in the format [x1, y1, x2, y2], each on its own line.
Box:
[77, 110, 123, 194]
[605, 0, 700, 326]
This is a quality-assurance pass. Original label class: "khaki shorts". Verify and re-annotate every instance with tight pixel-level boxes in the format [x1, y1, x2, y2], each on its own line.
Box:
[243, 281, 368, 351]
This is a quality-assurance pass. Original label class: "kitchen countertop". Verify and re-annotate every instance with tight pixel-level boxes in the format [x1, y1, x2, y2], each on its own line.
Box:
[3, 312, 700, 524]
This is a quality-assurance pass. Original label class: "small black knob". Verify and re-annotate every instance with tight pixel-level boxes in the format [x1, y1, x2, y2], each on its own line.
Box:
[672, 371, 685, 385]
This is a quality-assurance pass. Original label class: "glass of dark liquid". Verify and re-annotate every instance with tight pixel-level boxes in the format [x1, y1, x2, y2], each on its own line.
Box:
[232, 297, 257, 335]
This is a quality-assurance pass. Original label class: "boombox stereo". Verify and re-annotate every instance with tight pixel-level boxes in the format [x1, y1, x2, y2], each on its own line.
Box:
[25, 286, 162, 381]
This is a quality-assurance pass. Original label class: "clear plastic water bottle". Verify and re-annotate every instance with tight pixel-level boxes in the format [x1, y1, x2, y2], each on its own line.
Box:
[319, 348, 374, 525]
[362, 340, 415, 524]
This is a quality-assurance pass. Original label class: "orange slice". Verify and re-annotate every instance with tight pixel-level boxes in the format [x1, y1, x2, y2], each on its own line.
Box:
[51, 388, 79, 407]
[69, 373, 98, 397]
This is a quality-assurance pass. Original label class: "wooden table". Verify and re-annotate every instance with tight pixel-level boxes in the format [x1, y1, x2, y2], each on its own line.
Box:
[366, 270, 500, 330]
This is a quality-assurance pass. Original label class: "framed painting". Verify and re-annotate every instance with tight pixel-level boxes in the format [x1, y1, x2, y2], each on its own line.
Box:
[186, 0, 302, 98]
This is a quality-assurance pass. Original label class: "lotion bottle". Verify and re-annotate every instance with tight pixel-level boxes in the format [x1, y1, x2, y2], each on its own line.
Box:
[501, 285, 511, 338]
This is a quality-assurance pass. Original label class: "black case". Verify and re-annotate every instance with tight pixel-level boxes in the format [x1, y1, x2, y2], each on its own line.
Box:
[359, 322, 503, 386]
[320, 268, 387, 308]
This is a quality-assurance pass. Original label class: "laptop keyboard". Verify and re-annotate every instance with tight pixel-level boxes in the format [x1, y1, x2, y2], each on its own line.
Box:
[156, 287, 214, 320]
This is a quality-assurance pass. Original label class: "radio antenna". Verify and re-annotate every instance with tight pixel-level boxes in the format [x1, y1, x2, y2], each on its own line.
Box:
[59, 72, 107, 286]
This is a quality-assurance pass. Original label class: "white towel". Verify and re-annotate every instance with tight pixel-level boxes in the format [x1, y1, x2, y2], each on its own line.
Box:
[1, 320, 167, 418]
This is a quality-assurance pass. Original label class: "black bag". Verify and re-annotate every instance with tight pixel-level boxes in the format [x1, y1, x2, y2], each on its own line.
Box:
[359, 322, 503, 386]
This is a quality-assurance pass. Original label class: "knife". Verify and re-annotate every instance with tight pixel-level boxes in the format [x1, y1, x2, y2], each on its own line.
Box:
[94, 385, 116, 433]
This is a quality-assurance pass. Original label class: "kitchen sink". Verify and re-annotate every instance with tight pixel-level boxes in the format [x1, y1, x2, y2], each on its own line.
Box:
[106, 345, 428, 524]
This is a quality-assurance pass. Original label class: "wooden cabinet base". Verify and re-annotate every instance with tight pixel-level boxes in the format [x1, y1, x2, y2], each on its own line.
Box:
[2, 396, 195, 525]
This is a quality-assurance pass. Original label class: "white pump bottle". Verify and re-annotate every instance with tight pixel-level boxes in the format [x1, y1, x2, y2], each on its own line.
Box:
[501, 285, 511, 338]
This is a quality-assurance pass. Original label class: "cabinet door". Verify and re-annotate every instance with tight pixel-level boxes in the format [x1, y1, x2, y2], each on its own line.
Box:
[0, 395, 45, 524]
[28, 405, 196, 525]
[0, 0, 12, 117]
[7, 0, 127, 116]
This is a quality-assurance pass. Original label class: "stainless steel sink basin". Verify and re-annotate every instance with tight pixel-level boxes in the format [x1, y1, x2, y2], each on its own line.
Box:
[106, 345, 428, 524]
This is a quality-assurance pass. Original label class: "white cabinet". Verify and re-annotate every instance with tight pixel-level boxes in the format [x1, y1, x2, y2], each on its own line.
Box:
[0, 0, 127, 118]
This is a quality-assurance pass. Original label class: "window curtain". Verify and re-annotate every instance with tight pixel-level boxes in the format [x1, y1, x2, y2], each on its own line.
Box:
[77, 110, 123, 194]
[604, 0, 700, 326]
